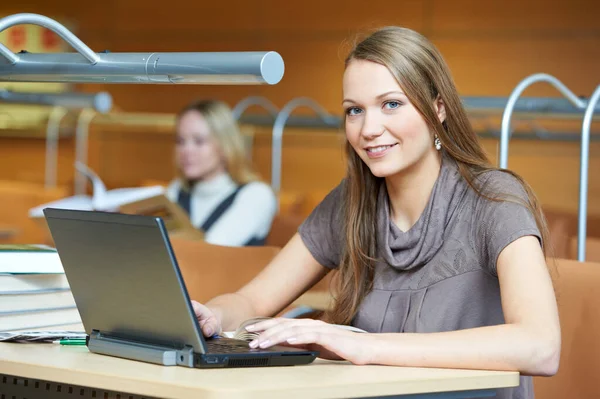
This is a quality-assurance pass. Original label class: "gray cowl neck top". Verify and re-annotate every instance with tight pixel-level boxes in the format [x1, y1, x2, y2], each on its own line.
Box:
[299, 153, 542, 399]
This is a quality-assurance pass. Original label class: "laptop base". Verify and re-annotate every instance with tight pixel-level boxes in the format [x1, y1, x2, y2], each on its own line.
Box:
[88, 330, 195, 367]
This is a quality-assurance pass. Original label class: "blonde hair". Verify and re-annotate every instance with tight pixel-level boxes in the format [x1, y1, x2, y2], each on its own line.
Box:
[176, 99, 259, 188]
[326, 26, 551, 325]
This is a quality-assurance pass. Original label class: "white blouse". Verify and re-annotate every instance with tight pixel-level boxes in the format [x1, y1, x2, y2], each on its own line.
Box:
[166, 174, 277, 247]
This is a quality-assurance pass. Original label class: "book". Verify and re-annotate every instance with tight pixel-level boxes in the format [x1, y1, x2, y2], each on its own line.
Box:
[0, 307, 82, 332]
[0, 244, 63, 274]
[0, 290, 76, 313]
[118, 194, 204, 240]
[0, 275, 70, 294]
[28, 162, 165, 218]
[220, 317, 367, 341]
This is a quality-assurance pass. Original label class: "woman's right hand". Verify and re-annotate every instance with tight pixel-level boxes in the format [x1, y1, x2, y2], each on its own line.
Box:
[191, 300, 222, 337]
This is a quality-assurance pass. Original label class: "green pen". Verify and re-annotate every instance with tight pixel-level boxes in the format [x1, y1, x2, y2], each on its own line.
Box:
[52, 338, 87, 346]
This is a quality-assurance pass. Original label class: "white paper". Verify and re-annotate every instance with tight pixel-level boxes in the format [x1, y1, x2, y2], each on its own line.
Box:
[0, 330, 86, 342]
[0, 251, 64, 274]
[29, 163, 166, 216]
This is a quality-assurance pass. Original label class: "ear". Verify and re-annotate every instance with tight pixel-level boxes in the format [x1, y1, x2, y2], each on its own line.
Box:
[433, 95, 446, 124]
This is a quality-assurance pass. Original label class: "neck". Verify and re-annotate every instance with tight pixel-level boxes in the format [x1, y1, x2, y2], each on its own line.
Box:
[188, 171, 233, 193]
[385, 151, 442, 232]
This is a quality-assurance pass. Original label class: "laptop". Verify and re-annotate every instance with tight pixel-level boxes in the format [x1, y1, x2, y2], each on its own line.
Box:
[43, 208, 318, 368]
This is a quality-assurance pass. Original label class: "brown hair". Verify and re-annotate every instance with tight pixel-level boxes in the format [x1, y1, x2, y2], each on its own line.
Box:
[176, 99, 259, 188]
[326, 26, 552, 325]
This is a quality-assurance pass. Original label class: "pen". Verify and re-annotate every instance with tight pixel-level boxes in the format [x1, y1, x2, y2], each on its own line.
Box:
[52, 339, 87, 346]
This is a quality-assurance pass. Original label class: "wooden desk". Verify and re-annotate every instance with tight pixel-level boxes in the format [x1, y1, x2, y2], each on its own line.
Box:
[0, 343, 519, 399]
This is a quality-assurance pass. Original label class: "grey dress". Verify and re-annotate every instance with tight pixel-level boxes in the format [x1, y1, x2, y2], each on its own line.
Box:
[298, 154, 541, 399]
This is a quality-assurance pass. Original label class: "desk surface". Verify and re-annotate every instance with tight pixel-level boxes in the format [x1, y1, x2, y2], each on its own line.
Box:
[0, 343, 519, 399]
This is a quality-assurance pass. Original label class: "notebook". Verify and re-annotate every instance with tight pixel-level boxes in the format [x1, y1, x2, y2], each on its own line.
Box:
[43, 208, 318, 368]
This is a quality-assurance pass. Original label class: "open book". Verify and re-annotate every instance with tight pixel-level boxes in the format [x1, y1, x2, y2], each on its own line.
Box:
[29, 162, 165, 217]
[220, 317, 367, 341]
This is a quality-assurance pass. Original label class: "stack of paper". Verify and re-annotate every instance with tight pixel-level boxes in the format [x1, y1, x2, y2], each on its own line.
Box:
[0, 245, 81, 332]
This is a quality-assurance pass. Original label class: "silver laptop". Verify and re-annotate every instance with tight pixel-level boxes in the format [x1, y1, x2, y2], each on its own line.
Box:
[43, 208, 318, 368]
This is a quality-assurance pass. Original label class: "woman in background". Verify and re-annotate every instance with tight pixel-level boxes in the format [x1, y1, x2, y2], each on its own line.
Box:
[166, 100, 276, 246]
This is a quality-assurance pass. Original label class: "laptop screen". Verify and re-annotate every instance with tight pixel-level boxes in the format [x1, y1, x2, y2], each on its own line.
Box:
[44, 208, 205, 353]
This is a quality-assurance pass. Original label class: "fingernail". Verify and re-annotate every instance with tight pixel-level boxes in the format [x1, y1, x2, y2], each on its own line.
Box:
[205, 327, 214, 337]
[245, 325, 255, 331]
[287, 337, 297, 344]
[249, 340, 258, 348]
[259, 340, 271, 348]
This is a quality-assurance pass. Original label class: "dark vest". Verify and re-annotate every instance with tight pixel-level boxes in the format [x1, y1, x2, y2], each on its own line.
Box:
[177, 184, 265, 246]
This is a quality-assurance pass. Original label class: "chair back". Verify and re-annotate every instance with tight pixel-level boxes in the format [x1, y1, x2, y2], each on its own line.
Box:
[534, 258, 600, 398]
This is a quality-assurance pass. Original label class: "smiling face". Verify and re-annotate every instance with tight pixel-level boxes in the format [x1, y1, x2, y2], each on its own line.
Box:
[343, 59, 443, 179]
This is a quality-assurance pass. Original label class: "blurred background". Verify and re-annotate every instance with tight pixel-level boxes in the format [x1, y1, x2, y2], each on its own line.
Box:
[1, 0, 599, 260]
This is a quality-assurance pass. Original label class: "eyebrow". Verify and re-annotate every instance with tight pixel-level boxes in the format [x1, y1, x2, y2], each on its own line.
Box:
[342, 90, 406, 105]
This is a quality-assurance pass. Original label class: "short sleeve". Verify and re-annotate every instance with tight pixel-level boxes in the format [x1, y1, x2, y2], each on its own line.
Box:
[298, 181, 345, 269]
[476, 171, 542, 275]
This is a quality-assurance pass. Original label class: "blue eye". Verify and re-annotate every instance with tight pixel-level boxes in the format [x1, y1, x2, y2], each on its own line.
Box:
[345, 107, 362, 116]
[384, 101, 402, 110]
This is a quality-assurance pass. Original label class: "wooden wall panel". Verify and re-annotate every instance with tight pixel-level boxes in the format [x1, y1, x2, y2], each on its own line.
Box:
[435, 37, 600, 96]
[2, 0, 600, 244]
[430, 0, 600, 33]
[112, 1, 262, 33]
[480, 139, 600, 217]
[0, 137, 76, 186]
[257, 0, 424, 32]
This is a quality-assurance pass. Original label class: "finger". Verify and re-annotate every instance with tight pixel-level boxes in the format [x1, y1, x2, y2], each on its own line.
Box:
[245, 317, 287, 332]
[249, 319, 323, 348]
[190, 301, 220, 337]
[252, 324, 326, 349]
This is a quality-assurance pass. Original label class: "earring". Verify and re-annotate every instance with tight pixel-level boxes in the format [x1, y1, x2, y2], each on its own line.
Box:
[434, 135, 442, 151]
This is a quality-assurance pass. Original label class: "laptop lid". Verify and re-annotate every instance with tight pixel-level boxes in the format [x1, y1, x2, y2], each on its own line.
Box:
[43, 208, 206, 354]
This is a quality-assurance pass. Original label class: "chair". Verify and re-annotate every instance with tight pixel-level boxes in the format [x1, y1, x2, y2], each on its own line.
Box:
[568, 236, 600, 263]
[533, 258, 600, 399]
[170, 237, 334, 318]
[544, 208, 600, 259]
[265, 213, 306, 248]
[170, 238, 281, 304]
[0, 180, 69, 244]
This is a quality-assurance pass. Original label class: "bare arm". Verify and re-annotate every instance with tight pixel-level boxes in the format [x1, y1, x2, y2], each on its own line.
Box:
[363, 236, 561, 375]
[205, 233, 330, 331]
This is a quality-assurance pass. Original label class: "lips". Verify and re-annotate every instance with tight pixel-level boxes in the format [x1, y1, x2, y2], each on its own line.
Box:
[365, 143, 397, 154]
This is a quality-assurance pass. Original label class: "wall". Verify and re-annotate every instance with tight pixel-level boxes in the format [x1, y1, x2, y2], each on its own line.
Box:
[1, 0, 599, 113]
[1, 0, 599, 243]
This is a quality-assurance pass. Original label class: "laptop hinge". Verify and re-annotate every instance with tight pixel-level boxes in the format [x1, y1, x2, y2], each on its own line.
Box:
[88, 330, 195, 368]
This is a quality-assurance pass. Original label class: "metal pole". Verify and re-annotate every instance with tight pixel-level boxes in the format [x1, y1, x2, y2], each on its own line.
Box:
[0, 90, 112, 113]
[0, 13, 284, 85]
[74, 109, 97, 195]
[232, 96, 279, 120]
[271, 97, 339, 199]
[463, 96, 600, 116]
[0, 52, 285, 85]
[0, 13, 99, 65]
[577, 84, 600, 262]
[44, 106, 68, 189]
[499, 73, 586, 168]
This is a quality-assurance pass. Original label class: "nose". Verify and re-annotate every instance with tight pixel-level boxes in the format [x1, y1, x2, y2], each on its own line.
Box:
[360, 110, 384, 141]
[177, 140, 194, 155]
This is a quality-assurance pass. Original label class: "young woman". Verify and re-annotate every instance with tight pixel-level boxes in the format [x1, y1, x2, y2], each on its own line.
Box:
[166, 100, 276, 246]
[191, 27, 560, 399]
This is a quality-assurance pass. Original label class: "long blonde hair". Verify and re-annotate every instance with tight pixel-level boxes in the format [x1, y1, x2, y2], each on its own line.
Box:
[326, 26, 551, 325]
[176, 99, 259, 188]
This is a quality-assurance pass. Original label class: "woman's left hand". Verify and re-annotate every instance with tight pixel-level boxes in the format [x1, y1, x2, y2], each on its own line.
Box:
[246, 318, 372, 365]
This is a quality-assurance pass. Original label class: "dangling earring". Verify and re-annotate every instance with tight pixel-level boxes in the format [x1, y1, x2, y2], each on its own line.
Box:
[434, 135, 442, 151]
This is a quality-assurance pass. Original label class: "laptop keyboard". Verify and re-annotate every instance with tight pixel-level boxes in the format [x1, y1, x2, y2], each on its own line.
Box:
[206, 338, 265, 354]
